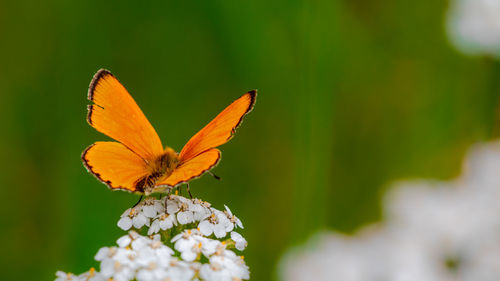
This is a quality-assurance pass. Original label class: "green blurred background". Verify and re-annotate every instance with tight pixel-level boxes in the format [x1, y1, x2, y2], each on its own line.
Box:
[1, 0, 499, 280]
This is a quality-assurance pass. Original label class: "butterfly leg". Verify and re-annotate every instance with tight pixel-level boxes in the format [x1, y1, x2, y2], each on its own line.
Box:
[207, 171, 221, 180]
[132, 195, 144, 208]
[186, 183, 193, 199]
[163, 196, 168, 213]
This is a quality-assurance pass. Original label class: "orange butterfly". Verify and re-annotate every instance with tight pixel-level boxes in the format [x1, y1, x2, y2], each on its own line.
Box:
[82, 69, 256, 195]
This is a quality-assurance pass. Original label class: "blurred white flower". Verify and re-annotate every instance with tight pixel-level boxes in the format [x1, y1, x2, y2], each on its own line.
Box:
[280, 141, 500, 281]
[447, 0, 500, 58]
[279, 229, 388, 281]
[200, 253, 250, 281]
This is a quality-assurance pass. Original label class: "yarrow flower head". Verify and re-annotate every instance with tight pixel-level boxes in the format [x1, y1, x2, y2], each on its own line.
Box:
[56, 195, 249, 281]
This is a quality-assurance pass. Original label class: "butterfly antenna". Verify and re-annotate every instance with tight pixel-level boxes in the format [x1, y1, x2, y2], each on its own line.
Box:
[208, 171, 221, 181]
[186, 183, 193, 199]
[132, 195, 144, 208]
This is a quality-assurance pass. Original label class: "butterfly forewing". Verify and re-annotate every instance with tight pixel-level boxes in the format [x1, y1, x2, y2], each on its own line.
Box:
[87, 69, 164, 160]
[179, 91, 256, 162]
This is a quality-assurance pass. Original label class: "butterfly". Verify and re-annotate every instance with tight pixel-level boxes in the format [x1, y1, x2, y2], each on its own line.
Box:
[82, 69, 256, 195]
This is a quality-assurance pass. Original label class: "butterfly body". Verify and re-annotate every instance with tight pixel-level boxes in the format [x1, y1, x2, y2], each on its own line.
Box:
[134, 147, 179, 195]
[82, 69, 256, 194]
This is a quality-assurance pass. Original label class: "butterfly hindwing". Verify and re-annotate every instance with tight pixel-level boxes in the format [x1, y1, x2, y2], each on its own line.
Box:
[87, 69, 164, 160]
[178, 91, 256, 162]
[157, 148, 221, 187]
[82, 141, 149, 192]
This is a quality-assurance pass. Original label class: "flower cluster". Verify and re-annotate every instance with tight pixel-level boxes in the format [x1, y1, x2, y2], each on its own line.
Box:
[56, 195, 249, 281]
[280, 141, 500, 281]
[447, 0, 500, 58]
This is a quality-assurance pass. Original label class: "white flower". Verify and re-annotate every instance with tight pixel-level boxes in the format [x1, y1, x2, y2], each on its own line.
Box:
[135, 261, 168, 281]
[117, 208, 149, 230]
[100, 254, 135, 281]
[55, 271, 79, 281]
[224, 205, 243, 229]
[77, 268, 105, 281]
[230, 232, 247, 251]
[198, 211, 231, 238]
[164, 196, 213, 225]
[148, 213, 177, 235]
[190, 198, 212, 220]
[163, 259, 197, 281]
[140, 197, 164, 218]
[447, 0, 500, 58]
[174, 197, 196, 224]
[116, 231, 140, 248]
[135, 238, 174, 268]
[171, 229, 222, 262]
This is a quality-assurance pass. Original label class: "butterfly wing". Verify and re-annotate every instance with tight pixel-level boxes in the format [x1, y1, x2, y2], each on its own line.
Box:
[156, 148, 221, 187]
[178, 90, 257, 162]
[82, 141, 149, 192]
[87, 69, 163, 160]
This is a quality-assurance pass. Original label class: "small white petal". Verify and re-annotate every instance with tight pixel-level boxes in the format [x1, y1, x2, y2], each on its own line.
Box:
[175, 238, 194, 252]
[55, 271, 76, 281]
[131, 236, 149, 251]
[159, 217, 174, 230]
[133, 213, 148, 229]
[213, 224, 227, 238]
[171, 233, 184, 243]
[181, 249, 198, 262]
[117, 217, 132, 230]
[224, 221, 235, 232]
[201, 239, 220, 257]
[95, 247, 109, 261]
[116, 236, 132, 248]
[235, 218, 244, 229]
[166, 201, 180, 214]
[198, 220, 214, 236]
[231, 232, 247, 251]
[177, 211, 194, 224]
[148, 219, 160, 235]
[141, 205, 157, 218]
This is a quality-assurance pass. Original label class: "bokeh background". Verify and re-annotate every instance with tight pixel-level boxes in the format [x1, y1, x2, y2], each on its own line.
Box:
[1, 0, 499, 280]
